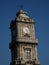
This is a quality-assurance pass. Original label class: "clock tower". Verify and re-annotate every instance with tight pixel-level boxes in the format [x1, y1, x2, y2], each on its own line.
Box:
[9, 10, 40, 65]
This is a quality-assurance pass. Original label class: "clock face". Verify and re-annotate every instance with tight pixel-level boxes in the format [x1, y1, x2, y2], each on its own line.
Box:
[23, 27, 30, 33]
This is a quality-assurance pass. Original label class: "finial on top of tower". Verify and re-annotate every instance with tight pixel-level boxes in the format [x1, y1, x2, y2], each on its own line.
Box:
[19, 0, 25, 10]
[19, 4, 23, 10]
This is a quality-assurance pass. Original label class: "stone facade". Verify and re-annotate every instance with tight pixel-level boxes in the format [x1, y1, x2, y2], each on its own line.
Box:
[9, 10, 40, 65]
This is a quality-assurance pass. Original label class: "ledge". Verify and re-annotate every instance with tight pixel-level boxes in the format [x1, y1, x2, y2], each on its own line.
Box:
[16, 37, 38, 44]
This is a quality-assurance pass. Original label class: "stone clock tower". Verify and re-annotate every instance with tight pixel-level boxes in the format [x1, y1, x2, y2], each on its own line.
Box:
[9, 10, 40, 65]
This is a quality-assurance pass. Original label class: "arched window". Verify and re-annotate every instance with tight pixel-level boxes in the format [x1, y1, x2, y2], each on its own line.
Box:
[25, 48, 31, 59]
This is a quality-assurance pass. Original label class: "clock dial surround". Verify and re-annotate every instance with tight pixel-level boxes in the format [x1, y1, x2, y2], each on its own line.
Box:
[23, 27, 30, 33]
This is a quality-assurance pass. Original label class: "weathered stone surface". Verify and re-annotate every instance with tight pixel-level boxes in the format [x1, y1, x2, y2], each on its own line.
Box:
[9, 10, 40, 65]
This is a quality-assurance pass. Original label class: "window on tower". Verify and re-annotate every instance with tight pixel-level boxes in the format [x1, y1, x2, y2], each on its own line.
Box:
[24, 48, 31, 60]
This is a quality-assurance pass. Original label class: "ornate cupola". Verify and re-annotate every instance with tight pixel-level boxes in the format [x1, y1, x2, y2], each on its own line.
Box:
[9, 10, 40, 65]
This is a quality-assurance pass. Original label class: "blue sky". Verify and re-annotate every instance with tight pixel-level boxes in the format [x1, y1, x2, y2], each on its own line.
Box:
[0, 0, 49, 65]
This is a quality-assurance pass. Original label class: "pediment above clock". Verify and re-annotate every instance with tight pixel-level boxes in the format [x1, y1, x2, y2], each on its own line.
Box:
[16, 10, 34, 23]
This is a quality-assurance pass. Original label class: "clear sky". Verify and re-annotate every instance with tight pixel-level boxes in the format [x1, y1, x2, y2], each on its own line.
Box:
[0, 0, 49, 65]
